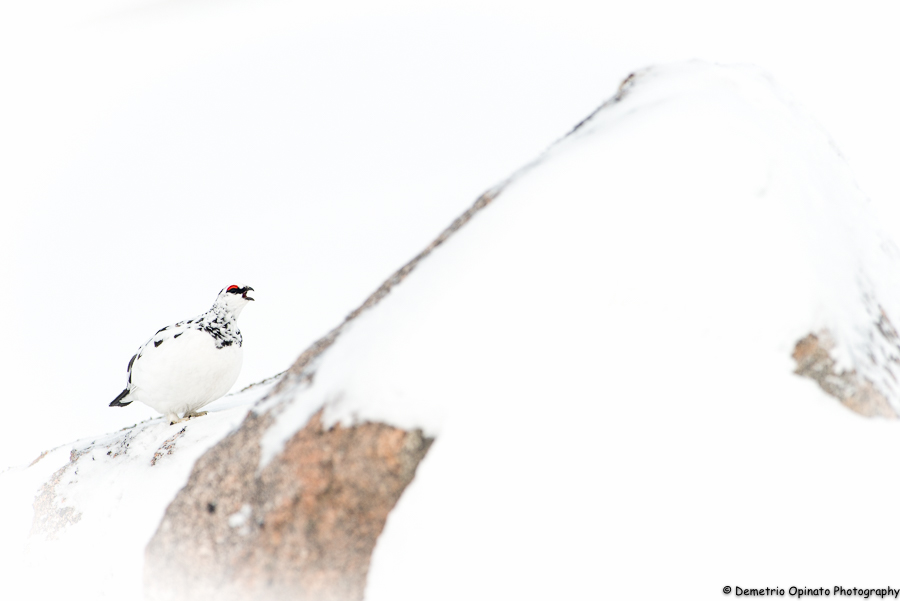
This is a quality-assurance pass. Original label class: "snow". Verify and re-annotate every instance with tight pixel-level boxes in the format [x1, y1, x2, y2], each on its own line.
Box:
[250, 62, 900, 598]
[0, 379, 277, 599]
[227, 504, 253, 530]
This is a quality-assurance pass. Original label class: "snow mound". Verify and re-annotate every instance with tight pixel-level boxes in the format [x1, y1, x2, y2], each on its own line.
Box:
[249, 62, 900, 597]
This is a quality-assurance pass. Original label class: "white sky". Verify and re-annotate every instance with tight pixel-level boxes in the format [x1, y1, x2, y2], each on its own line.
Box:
[3, 0, 900, 465]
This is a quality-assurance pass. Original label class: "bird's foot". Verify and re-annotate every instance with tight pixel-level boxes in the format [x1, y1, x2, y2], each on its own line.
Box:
[184, 410, 208, 419]
[168, 414, 189, 426]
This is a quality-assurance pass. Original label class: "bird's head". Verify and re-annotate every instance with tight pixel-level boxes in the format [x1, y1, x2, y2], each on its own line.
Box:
[216, 284, 255, 317]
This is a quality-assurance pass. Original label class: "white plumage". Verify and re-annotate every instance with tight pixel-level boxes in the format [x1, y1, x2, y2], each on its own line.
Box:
[110, 285, 254, 425]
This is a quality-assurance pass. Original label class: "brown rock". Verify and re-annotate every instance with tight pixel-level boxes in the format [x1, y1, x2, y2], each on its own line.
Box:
[792, 330, 897, 418]
[144, 410, 432, 601]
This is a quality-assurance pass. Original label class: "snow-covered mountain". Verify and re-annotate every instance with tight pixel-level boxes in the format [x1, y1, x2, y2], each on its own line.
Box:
[4, 61, 900, 600]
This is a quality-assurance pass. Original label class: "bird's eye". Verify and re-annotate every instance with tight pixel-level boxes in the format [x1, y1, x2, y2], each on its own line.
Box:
[227, 285, 240, 292]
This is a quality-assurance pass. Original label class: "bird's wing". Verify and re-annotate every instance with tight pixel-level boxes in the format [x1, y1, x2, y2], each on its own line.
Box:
[127, 318, 198, 384]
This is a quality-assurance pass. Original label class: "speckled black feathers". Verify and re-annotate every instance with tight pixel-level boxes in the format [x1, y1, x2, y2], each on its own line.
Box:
[199, 310, 243, 349]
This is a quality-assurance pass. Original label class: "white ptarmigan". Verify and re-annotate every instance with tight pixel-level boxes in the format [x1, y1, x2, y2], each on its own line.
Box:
[109, 284, 254, 425]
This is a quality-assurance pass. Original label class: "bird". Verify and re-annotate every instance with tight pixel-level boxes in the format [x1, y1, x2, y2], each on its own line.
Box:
[109, 284, 255, 425]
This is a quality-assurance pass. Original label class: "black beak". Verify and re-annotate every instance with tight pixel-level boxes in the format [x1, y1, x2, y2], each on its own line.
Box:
[242, 286, 255, 301]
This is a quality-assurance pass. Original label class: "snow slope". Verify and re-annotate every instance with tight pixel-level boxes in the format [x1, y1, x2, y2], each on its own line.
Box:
[5, 61, 900, 599]
[257, 62, 900, 598]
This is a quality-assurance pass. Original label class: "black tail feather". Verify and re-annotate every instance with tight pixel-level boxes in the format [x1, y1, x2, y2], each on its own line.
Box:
[109, 389, 132, 407]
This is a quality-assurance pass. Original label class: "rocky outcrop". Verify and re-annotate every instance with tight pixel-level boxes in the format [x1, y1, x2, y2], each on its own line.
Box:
[792, 291, 900, 418]
[30, 448, 88, 540]
[144, 411, 431, 601]
[792, 331, 897, 417]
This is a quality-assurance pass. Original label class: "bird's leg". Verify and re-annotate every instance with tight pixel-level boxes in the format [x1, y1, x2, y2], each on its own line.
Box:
[168, 413, 189, 425]
[184, 410, 208, 419]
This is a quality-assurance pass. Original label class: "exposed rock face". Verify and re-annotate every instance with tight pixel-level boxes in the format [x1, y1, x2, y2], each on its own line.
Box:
[144, 411, 431, 601]
[793, 331, 897, 418]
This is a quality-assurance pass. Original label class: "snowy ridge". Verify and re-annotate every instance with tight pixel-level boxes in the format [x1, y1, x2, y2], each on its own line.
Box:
[0, 378, 279, 599]
[256, 62, 900, 470]
[250, 71, 649, 470]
